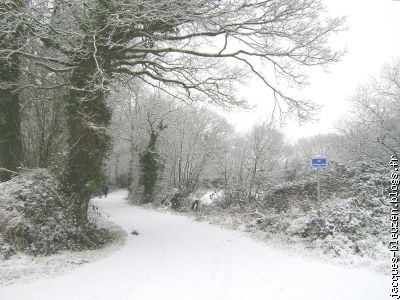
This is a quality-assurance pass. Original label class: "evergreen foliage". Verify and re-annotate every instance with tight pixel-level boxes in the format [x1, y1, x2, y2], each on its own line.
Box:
[197, 161, 388, 259]
[1, 0, 345, 221]
[0, 0, 26, 181]
[0, 169, 112, 258]
[50, 0, 178, 220]
[139, 119, 167, 203]
[0, 59, 22, 181]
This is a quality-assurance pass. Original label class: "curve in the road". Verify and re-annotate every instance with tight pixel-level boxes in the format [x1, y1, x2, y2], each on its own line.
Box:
[0, 190, 389, 300]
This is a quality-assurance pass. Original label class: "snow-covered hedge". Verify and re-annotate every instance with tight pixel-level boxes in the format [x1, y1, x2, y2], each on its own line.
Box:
[0, 169, 112, 258]
[257, 162, 387, 255]
[199, 162, 388, 260]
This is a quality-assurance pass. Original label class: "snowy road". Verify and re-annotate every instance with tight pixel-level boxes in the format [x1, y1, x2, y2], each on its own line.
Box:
[0, 190, 389, 300]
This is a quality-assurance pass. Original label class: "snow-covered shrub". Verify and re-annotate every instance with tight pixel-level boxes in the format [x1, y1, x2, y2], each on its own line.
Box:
[0, 169, 113, 258]
[314, 234, 355, 257]
[148, 187, 192, 211]
[261, 161, 387, 212]
[294, 210, 335, 239]
[202, 161, 388, 260]
[216, 187, 251, 209]
[0, 236, 16, 259]
[255, 213, 291, 234]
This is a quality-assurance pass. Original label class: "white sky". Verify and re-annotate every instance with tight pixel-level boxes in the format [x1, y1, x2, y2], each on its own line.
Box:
[223, 0, 400, 142]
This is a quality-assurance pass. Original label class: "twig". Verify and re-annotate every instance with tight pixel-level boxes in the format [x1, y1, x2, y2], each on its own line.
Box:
[0, 168, 20, 175]
[242, 209, 266, 219]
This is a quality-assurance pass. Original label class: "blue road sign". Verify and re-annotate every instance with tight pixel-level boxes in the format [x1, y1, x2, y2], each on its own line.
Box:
[311, 156, 328, 205]
[311, 157, 328, 168]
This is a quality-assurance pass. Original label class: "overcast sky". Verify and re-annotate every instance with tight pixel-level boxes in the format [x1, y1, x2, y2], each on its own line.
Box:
[223, 0, 400, 142]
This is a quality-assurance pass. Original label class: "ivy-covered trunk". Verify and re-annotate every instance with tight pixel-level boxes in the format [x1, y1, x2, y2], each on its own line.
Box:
[0, 0, 25, 181]
[0, 57, 22, 182]
[58, 0, 176, 218]
[65, 58, 111, 222]
[139, 120, 166, 203]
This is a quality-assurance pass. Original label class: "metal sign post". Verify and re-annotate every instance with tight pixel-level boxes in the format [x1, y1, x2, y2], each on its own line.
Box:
[317, 168, 320, 205]
[311, 156, 328, 205]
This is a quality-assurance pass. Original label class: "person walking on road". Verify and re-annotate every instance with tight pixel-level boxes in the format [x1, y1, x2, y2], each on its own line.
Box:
[102, 184, 109, 198]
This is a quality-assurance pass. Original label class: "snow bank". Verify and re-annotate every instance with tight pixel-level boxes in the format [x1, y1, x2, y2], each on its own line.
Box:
[0, 209, 126, 286]
[0, 169, 113, 258]
[199, 190, 224, 205]
[168, 162, 389, 273]
[0, 191, 388, 300]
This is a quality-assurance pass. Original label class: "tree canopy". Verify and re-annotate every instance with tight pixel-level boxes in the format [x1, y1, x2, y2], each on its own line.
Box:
[0, 0, 345, 220]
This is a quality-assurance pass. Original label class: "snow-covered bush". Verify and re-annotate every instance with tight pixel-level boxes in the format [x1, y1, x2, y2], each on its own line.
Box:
[260, 162, 357, 212]
[0, 169, 112, 258]
[201, 161, 388, 260]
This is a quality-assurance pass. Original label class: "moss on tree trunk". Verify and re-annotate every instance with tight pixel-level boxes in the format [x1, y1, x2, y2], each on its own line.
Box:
[139, 119, 167, 203]
[0, 1, 25, 181]
[0, 58, 22, 182]
[65, 59, 111, 222]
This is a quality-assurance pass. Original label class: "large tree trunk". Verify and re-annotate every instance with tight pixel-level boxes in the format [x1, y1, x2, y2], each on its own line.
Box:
[0, 1, 25, 181]
[0, 59, 22, 181]
[65, 59, 111, 222]
[60, 0, 117, 222]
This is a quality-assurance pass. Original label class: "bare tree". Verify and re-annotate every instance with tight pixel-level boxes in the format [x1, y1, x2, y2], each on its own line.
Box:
[219, 121, 286, 199]
[19, 53, 67, 168]
[1, 0, 345, 219]
[106, 81, 147, 187]
[337, 59, 400, 163]
[164, 106, 232, 192]
[243, 122, 286, 196]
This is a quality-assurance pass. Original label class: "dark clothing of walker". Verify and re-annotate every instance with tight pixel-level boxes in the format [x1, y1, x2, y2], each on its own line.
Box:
[102, 185, 109, 197]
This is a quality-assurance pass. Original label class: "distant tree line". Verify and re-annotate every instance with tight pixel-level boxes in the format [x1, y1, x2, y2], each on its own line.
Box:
[0, 0, 345, 220]
[107, 59, 400, 205]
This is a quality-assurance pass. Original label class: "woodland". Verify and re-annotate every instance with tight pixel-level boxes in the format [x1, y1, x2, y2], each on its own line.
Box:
[0, 0, 397, 264]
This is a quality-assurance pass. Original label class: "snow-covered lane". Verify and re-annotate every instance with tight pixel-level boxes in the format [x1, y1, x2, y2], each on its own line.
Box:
[0, 190, 389, 300]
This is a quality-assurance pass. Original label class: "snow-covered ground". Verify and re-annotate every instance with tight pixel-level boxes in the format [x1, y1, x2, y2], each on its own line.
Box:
[0, 190, 389, 300]
[0, 200, 126, 286]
